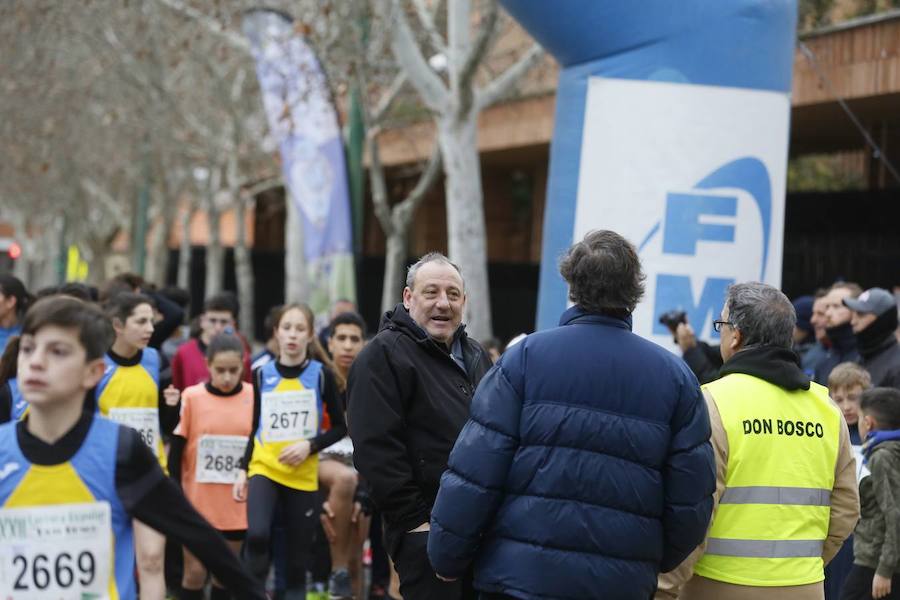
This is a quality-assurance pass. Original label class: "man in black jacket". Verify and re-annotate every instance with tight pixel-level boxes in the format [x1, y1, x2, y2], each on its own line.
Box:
[845, 287, 900, 387]
[814, 282, 862, 385]
[347, 252, 491, 600]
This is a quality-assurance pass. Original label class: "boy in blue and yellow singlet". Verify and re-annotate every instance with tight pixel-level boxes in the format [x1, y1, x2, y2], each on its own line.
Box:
[0, 295, 264, 600]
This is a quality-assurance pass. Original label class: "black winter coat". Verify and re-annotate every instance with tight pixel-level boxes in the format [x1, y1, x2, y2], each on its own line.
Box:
[347, 304, 491, 552]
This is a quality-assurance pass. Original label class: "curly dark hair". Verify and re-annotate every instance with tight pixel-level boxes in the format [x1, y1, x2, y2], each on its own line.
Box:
[559, 230, 645, 317]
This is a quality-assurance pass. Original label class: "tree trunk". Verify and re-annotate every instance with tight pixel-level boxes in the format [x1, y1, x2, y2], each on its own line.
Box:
[284, 195, 307, 303]
[82, 236, 111, 286]
[204, 196, 224, 298]
[145, 199, 174, 286]
[234, 195, 255, 340]
[381, 230, 407, 314]
[203, 167, 225, 297]
[438, 113, 492, 340]
[177, 205, 193, 290]
[46, 215, 69, 285]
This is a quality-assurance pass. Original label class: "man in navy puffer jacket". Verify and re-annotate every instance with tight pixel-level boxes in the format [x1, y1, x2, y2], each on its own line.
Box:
[428, 230, 716, 600]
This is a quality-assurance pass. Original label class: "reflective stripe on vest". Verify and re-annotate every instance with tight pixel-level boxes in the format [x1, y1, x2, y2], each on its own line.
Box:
[720, 486, 831, 507]
[694, 373, 842, 588]
[706, 538, 825, 559]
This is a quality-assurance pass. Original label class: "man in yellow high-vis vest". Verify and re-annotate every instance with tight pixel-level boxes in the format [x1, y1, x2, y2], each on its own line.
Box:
[658, 282, 860, 600]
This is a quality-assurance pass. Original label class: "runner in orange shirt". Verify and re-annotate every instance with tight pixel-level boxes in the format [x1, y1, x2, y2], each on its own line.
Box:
[170, 333, 253, 600]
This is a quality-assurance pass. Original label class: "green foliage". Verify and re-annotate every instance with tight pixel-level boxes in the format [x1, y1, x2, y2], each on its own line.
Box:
[798, 0, 900, 32]
[787, 154, 865, 192]
[854, 0, 900, 16]
[798, 0, 837, 29]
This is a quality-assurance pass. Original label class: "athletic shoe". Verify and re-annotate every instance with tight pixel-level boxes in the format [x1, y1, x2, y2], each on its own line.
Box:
[328, 569, 353, 600]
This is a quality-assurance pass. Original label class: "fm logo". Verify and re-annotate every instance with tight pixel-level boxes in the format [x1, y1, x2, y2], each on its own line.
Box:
[643, 157, 772, 339]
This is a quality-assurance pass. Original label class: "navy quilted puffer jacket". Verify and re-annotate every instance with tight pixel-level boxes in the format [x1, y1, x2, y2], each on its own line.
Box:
[428, 306, 715, 600]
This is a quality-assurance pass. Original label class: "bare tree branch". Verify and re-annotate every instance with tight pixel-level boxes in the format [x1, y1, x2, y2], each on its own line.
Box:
[80, 177, 129, 227]
[385, 0, 448, 113]
[153, 0, 252, 55]
[100, 26, 220, 143]
[242, 175, 284, 197]
[371, 72, 409, 124]
[231, 68, 247, 104]
[394, 142, 442, 228]
[475, 42, 543, 111]
[411, 0, 447, 55]
[367, 128, 394, 235]
[458, 0, 499, 101]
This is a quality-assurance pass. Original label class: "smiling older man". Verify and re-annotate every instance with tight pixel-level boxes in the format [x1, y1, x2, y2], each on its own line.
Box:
[347, 252, 492, 600]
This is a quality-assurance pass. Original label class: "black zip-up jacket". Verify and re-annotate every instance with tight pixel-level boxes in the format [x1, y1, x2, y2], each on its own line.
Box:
[814, 322, 860, 385]
[856, 308, 900, 388]
[347, 304, 491, 552]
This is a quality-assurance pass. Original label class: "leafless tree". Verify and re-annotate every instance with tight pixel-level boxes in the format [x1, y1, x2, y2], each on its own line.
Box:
[382, 0, 544, 339]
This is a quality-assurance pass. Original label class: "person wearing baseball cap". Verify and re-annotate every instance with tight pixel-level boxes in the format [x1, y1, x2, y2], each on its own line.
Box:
[844, 288, 900, 387]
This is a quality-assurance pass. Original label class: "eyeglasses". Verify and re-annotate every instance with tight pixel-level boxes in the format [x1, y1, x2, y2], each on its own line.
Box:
[712, 320, 733, 333]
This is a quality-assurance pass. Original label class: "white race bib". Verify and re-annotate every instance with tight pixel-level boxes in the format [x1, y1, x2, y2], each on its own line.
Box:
[196, 435, 247, 484]
[0, 502, 112, 599]
[108, 408, 160, 451]
[261, 390, 318, 443]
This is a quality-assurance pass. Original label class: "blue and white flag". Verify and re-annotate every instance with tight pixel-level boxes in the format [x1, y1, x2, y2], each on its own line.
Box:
[502, 0, 796, 349]
[243, 10, 355, 319]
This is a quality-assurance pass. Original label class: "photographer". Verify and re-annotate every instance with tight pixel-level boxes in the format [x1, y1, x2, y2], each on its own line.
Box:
[660, 310, 723, 384]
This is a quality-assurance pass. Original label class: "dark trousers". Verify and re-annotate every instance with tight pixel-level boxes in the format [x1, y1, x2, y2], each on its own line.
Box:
[271, 502, 287, 592]
[244, 475, 317, 592]
[370, 508, 390, 588]
[826, 535, 856, 599]
[391, 531, 477, 600]
[310, 490, 332, 582]
[841, 565, 900, 600]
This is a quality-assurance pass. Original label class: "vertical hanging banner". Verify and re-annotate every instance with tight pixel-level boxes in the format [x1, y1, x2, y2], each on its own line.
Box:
[243, 10, 356, 321]
[501, 0, 796, 349]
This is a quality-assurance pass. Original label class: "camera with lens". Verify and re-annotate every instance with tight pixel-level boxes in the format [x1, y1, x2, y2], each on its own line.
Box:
[658, 309, 687, 333]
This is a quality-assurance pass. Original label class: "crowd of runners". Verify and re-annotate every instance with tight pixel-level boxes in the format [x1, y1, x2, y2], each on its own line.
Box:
[0, 271, 406, 600]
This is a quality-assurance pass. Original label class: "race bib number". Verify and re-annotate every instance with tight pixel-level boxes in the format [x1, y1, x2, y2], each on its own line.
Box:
[196, 435, 247, 484]
[261, 390, 317, 443]
[108, 408, 160, 450]
[0, 502, 112, 599]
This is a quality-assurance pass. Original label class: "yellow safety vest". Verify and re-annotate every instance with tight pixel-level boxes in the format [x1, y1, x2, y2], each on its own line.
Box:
[694, 373, 841, 587]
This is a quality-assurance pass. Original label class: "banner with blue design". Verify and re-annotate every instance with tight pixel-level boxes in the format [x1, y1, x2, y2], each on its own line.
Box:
[243, 10, 355, 319]
[501, 0, 796, 348]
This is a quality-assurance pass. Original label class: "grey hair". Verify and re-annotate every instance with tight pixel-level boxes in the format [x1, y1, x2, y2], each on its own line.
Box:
[405, 252, 464, 290]
[726, 282, 795, 349]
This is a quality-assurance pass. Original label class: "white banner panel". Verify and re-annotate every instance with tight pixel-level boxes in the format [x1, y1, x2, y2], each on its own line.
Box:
[574, 77, 789, 350]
